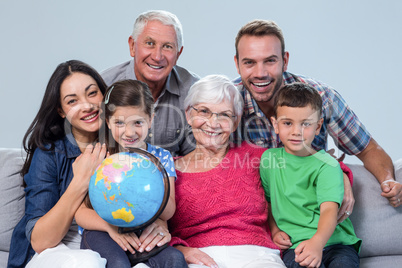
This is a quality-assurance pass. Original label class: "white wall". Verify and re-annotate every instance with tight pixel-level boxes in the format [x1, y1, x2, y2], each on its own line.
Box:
[1, 0, 401, 164]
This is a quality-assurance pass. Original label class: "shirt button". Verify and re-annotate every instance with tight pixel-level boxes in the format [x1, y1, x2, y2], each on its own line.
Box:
[149, 133, 153, 137]
[176, 129, 180, 133]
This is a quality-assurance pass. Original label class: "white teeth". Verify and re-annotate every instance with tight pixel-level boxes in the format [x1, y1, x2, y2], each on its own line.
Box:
[83, 113, 97, 120]
[202, 130, 220, 136]
[147, 64, 163, 69]
[253, 81, 271, 87]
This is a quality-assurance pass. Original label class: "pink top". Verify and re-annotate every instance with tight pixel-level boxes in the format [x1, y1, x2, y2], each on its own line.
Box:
[169, 142, 278, 250]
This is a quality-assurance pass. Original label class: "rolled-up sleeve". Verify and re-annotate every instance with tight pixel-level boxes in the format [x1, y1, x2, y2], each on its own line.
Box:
[24, 148, 60, 241]
[322, 87, 371, 155]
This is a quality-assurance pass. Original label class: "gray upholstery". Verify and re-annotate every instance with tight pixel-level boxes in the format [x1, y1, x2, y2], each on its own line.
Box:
[0, 148, 26, 268]
[349, 159, 402, 267]
[0, 147, 401, 267]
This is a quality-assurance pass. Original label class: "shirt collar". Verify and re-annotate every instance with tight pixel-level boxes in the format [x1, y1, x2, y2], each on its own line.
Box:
[240, 71, 298, 117]
[63, 133, 83, 159]
[126, 60, 137, 80]
[130, 59, 179, 98]
[162, 66, 180, 96]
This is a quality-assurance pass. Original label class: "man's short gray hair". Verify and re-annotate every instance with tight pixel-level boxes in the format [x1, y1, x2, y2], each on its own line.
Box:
[184, 75, 244, 118]
[132, 10, 184, 50]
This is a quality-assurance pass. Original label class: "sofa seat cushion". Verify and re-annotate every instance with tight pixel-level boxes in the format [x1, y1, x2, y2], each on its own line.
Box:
[360, 255, 402, 268]
[349, 159, 402, 258]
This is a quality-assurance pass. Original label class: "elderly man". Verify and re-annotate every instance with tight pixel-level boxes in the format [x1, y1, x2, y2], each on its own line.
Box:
[233, 19, 401, 210]
[102, 10, 199, 156]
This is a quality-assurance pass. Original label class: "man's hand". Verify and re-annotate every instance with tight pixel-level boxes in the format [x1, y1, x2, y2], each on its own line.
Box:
[356, 139, 398, 206]
[381, 176, 402, 207]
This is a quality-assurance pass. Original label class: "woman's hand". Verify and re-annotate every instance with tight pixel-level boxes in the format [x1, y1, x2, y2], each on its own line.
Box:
[176, 245, 218, 268]
[137, 218, 170, 253]
[106, 224, 141, 254]
[337, 173, 355, 223]
[72, 143, 107, 189]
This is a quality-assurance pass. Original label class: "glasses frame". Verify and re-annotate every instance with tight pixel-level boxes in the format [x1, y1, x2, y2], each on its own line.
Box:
[190, 106, 237, 121]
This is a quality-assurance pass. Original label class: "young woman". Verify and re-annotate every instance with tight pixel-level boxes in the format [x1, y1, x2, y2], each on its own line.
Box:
[8, 60, 108, 268]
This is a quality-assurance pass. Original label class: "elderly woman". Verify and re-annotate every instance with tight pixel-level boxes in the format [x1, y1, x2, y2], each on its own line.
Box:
[168, 75, 286, 268]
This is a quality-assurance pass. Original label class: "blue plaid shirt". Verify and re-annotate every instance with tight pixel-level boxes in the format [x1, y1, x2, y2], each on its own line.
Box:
[233, 72, 371, 155]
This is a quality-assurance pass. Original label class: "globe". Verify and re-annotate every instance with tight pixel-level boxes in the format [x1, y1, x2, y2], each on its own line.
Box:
[88, 148, 169, 230]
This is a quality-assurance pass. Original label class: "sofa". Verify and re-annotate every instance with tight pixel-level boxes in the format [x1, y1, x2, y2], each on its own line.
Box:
[1, 147, 402, 268]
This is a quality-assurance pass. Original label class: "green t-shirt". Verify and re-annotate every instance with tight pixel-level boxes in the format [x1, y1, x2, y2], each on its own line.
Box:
[260, 148, 361, 252]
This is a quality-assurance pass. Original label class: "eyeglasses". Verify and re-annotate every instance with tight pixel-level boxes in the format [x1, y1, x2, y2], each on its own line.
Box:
[190, 106, 237, 122]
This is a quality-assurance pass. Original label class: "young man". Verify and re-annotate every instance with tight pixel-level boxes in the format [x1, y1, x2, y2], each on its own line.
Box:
[102, 10, 199, 156]
[233, 19, 401, 210]
[260, 83, 361, 268]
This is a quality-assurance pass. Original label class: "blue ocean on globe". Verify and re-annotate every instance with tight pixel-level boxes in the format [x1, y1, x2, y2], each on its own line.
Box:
[89, 151, 165, 228]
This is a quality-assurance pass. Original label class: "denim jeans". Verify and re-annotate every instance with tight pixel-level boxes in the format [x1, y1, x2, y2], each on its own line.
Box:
[81, 230, 187, 268]
[282, 244, 359, 268]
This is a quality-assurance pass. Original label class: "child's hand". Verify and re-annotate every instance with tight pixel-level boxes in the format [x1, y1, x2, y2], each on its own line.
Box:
[106, 225, 141, 254]
[272, 231, 292, 249]
[138, 218, 170, 253]
[176, 245, 219, 268]
[294, 238, 323, 268]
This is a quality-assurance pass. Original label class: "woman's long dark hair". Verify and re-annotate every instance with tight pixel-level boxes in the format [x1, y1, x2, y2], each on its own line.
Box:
[21, 60, 107, 176]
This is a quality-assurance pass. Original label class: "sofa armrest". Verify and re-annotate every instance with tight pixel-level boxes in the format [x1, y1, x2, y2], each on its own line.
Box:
[0, 148, 26, 253]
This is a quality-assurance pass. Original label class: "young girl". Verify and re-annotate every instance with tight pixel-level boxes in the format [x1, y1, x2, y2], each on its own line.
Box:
[75, 79, 186, 268]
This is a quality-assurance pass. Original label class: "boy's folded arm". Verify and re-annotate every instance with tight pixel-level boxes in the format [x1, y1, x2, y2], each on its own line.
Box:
[294, 201, 339, 266]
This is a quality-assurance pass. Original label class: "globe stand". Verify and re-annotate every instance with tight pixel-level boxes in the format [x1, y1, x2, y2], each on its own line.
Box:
[118, 147, 170, 266]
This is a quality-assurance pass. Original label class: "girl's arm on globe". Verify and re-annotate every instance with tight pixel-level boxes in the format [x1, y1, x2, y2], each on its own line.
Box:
[136, 176, 176, 252]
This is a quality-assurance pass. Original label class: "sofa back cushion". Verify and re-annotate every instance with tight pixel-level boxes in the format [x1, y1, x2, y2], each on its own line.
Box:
[0, 148, 26, 252]
[349, 159, 402, 258]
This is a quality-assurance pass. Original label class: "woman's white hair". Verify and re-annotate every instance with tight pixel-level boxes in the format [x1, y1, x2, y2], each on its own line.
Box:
[184, 75, 244, 117]
[132, 10, 183, 50]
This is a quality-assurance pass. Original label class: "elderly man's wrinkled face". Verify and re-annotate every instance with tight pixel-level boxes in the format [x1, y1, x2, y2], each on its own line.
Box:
[186, 100, 239, 150]
[129, 20, 182, 92]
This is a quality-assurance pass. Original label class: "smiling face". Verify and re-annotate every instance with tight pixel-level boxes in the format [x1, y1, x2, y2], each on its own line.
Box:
[271, 105, 323, 157]
[58, 72, 103, 143]
[186, 100, 239, 150]
[235, 35, 289, 106]
[129, 20, 182, 94]
[107, 106, 152, 151]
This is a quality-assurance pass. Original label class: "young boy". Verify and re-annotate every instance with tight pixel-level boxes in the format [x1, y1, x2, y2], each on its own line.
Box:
[260, 82, 361, 268]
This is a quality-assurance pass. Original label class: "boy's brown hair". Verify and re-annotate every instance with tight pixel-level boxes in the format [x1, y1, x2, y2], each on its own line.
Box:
[274, 82, 322, 117]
